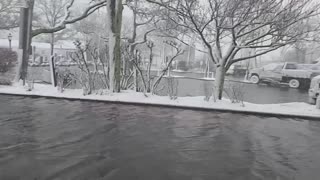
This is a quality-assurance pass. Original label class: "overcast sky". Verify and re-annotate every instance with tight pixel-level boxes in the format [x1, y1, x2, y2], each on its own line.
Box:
[75, 0, 136, 17]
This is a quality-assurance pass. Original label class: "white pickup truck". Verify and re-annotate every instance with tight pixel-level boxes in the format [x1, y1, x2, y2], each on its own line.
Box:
[249, 62, 320, 88]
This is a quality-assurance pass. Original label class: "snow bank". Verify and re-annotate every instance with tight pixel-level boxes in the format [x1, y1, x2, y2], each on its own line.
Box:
[0, 84, 319, 119]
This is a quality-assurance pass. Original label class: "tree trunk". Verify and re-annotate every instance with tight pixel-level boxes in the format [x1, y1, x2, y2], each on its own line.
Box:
[214, 66, 226, 100]
[147, 49, 153, 93]
[15, 8, 28, 83]
[107, 0, 123, 93]
[50, 33, 54, 56]
[22, 1, 34, 85]
[16, 1, 34, 85]
[134, 68, 138, 91]
[130, 48, 139, 92]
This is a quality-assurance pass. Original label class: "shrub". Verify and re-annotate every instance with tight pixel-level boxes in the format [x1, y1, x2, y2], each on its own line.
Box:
[166, 77, 178, 100]
[0, 78, 12, 85]
[203, 81, 212, 101]
[223, 83, 246, 106]
[0, 48, 18, 74]
[70, 41, 108, 95]
[56, 69, 76, 93]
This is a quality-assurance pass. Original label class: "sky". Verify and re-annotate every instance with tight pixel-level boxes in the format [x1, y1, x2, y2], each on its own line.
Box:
[76, 0, 137, 17]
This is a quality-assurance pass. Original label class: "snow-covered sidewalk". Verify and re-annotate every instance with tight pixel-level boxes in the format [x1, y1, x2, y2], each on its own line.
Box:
[0, 83, 319, 119]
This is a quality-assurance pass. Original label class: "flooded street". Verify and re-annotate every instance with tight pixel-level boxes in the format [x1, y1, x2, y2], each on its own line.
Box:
[159, 77, 309, 104]
[29, 66, 309, 104]
[1, 95, 320, 180]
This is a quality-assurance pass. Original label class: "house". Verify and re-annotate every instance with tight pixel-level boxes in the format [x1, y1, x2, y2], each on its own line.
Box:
[136, 39, 196, 71]
[0, 39, 76, 64]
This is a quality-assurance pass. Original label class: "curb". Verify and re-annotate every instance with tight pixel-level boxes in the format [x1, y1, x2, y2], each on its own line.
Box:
[0, 92, 319, 121]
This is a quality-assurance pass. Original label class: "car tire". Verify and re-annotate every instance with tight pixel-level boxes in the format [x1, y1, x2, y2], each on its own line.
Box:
[309, 97, 316, 105]
[289, 79, 300, 88]
[250, 75, 260, 84]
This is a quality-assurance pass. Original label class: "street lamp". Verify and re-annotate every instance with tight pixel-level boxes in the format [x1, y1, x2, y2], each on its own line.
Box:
[8, 33, 12, 50]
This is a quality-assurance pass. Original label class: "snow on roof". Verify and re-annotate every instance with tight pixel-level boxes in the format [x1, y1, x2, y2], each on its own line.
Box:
[0, 39, 76, 50]
[55, 40, 77, 49]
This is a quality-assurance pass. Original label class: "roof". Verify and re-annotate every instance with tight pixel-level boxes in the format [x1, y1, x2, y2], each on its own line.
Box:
[0, 39, 76, 50]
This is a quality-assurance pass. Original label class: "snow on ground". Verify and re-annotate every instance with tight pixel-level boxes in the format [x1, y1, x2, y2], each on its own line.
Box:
[171, 69, 186, 72]
[200, 77, 216, 81]
[163, 75, 185, 78]
[0, 83, 319, 119]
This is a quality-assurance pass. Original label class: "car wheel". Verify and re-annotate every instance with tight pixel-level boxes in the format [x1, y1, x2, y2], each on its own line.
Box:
[309, 97, 316, 105]
[289, 79, 300, 88]
[250, 75, 260, 84]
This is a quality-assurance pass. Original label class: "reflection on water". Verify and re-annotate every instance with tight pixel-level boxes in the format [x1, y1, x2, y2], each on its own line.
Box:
[0, 95, 319, 180]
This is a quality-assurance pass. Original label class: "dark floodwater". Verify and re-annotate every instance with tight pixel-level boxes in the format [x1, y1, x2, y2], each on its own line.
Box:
[1, 95, 320, 180]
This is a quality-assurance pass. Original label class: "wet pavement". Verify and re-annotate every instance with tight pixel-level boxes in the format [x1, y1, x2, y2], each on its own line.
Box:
[1, 95, 320, 180]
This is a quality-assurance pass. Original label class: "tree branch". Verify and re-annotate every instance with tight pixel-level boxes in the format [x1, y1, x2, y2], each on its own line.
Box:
[32, 0, 106, 37]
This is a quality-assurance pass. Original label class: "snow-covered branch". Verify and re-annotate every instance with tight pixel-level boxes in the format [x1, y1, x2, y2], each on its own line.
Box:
[32, 0, 106, 37]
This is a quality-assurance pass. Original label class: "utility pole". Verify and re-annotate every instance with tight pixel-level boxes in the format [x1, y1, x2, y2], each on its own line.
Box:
[16, 4, 28, 83]
[16, 0, 34, 85]
[49, 32, 57, 87]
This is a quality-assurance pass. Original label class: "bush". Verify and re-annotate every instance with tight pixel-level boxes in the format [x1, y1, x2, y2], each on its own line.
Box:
[56, 69, 76, 93]
[166, 77, 178, 100]
[203, 81, 212, 101]
[223, 83, 246, 106]
[0, 48, 18, 74]
[0, 78, 12, 85]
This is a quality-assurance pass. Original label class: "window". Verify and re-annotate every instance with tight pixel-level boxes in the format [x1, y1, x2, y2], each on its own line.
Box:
[285, 63, 298, 69]
[263, 63, 284, 71]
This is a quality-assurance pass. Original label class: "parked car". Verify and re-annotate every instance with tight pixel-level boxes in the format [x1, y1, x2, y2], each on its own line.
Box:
[249, 62, 320, 88]
[226, 65, 235, 75]
[309, 75, 320, 104]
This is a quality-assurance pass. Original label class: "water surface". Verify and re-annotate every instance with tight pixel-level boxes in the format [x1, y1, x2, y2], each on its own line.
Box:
[0, 95, 319, 180]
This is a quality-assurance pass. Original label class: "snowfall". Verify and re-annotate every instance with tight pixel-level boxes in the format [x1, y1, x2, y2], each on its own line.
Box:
[0, 83, 319, 119]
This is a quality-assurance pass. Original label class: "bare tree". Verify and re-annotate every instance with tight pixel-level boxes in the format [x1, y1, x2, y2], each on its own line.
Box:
[146, 0, 320, 100]
[33, 0, 70, 55]
[124, 0, 159, 92]
[15, 0, 106, 84]
[32, 0, 107, 37]
[146, 41, 154, 92]
[70, 41, 108, 95]
[152, 40, 184, 93]
[0, 0, 19, 30]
